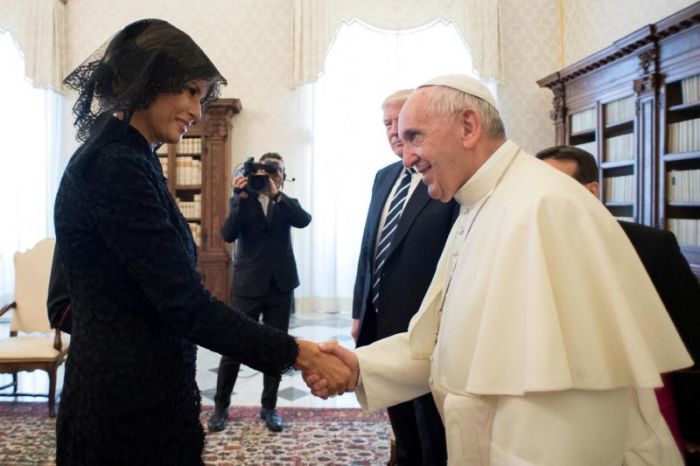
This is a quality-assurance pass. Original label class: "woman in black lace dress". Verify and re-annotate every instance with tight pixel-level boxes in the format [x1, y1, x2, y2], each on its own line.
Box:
[54, 19, 348, 466]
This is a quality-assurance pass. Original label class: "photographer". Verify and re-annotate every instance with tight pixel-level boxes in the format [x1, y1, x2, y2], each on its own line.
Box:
[208, 152, 312, 433]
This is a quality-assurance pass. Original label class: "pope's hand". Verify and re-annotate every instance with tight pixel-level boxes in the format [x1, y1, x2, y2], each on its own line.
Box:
[302, 340, 359, 398]
[294, 339, 352, 398]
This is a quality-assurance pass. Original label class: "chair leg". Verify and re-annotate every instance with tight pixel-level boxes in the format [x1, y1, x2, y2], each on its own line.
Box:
[387, 438, 398, 466]
[47, 365, 57, 417]
[12, 372, 18, 394]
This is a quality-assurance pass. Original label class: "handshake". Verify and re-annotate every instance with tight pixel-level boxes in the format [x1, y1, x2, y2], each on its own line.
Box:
[294, 340, 359, 398]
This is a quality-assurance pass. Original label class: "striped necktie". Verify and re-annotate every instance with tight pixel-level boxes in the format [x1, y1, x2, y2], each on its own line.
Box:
[371, 168, 414, 311]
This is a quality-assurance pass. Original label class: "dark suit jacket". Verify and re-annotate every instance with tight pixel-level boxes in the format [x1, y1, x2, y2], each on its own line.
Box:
[221, 192, 311, 299]
[619, 221, 700, 442]
[353, 161, 458, 347]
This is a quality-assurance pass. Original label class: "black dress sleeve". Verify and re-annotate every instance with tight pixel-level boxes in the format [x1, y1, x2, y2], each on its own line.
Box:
[86, 147, 298, 375]
[47, 244, 72, 333]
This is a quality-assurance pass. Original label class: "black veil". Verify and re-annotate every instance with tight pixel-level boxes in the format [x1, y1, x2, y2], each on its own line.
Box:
[64, 19, 227, 142]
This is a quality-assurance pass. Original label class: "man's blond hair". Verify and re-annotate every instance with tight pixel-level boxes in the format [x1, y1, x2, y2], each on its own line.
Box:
[382, 89, 413, 109]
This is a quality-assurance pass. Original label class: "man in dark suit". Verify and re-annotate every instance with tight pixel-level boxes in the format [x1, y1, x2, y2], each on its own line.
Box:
[352, 90, 457, 465]
[208, 152, 312, 433]
[537, 145, 700, 464]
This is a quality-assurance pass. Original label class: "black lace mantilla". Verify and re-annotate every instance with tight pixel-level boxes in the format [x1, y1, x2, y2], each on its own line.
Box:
[64, 19, 226, 142]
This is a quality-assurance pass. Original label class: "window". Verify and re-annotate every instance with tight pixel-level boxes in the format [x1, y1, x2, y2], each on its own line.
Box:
[0, 30, 62, 302]
[297, 20, 490, 311]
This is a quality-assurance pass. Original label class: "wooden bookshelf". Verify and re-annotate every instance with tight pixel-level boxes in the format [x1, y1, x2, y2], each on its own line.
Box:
[157, 98, 241, 301]
[538, 2, 700, 277]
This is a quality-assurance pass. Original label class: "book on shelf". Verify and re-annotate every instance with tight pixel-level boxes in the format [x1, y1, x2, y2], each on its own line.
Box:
[668, 118, 700, 153]
[604, 174, 635, 203]
[175, 157, 202, 185]
[175, 194, 202, 219]
[681, 74, 700, 104]
[604, 96, 635, 125]
[570, 108, 596, 133]
[667, 169, 700, 203]
[188, 222, 202, 247]
[575, 141, 597, 157]
[177, 138, 202, 154]
[156, 144, 169, 155]
[667, 218, 700, 246]
[604, 133, 634, 163]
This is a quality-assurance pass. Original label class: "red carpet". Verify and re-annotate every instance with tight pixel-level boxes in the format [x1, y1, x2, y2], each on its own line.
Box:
[0, 402, 391, 465]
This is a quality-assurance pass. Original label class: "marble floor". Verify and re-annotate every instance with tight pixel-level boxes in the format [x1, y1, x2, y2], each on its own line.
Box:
[0, 310, 361, 410]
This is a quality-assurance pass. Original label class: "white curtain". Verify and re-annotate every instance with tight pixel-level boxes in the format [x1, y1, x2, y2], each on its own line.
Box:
[0, 31, 63, 304]
[293, 21, 479, 313]
[292, 0, 501, 87]
[0, 0, 67, 91]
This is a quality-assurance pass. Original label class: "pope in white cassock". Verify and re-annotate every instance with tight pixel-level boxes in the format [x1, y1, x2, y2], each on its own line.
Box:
[307, 74, 693, 466]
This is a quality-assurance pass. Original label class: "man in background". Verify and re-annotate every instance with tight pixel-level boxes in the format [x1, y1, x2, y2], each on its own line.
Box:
[352, 89, 455, 465]
[537, 145, 700, 465]
[208, 152, 312, 433]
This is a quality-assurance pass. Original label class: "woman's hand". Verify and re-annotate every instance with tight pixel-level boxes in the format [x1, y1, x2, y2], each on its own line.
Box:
[294, 339, 354, 398]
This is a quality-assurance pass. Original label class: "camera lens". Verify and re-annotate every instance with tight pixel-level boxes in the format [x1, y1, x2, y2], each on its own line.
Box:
[249, 175, 268, 192]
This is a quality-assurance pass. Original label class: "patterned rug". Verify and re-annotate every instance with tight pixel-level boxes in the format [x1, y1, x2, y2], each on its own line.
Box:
[0, 402, 391, 465]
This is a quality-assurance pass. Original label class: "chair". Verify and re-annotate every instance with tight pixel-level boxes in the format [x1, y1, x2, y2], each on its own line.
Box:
[0, 238, 69, 417]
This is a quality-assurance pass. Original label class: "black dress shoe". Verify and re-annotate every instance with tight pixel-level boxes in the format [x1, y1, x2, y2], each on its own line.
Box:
[207, 408, 229, 433]
[260, 408, 283, 432]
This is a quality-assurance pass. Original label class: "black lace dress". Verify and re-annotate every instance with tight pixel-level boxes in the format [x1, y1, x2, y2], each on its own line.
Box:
[54, 117, 298, 466]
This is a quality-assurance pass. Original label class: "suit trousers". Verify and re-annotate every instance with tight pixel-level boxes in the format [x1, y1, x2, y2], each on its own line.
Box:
[387, 393, 448, 466]
[213, 284, 293, 411]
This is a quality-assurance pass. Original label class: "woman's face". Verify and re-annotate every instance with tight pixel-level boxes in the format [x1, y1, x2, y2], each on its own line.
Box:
[130, 80, 211, 146]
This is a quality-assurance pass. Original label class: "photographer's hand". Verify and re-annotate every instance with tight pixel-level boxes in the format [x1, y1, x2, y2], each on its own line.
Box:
[267, 176, 280, 199]
[232, 175, 249, 199]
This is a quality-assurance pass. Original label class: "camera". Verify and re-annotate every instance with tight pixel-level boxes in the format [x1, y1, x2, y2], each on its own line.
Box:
[241, 157, 278, 194]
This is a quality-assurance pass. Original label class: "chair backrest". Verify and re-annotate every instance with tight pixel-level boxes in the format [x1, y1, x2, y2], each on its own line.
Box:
[11, 238, 55, 334]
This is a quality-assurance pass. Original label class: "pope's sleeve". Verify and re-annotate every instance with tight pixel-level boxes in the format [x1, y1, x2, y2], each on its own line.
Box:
[355, 332, 431, 412]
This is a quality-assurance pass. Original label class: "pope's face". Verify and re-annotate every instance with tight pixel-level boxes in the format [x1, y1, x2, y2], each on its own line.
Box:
[399, 89, 467, 202]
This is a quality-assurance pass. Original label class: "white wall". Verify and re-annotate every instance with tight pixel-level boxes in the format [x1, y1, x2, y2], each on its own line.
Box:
[59, 0, 696, 187]
[499, 0, 559, 153]
[563, 0, 697, 67]
[60, 0, 564, 166]
[63, 0, 308, 192]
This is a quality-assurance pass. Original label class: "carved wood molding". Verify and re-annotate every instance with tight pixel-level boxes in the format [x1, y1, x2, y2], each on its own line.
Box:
[634, 48, 663, 95]
[201, 98, 241, 138]
[639, 48, 657, 75]
[538, 2, 700, 90]
[550, 82, 566, 122]
[633, 73, 663, 94]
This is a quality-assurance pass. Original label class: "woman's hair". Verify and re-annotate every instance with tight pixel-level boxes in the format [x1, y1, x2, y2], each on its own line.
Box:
[64, 19, 227, 141]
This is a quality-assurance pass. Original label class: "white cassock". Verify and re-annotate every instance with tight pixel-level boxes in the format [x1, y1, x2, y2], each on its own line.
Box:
[354, 140, 693, 466]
